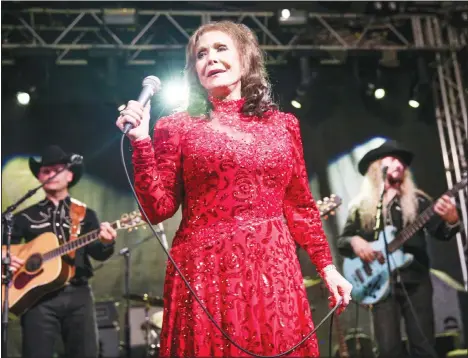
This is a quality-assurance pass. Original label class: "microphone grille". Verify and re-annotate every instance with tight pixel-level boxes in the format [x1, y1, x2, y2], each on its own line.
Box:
[142, 76, 161, 92]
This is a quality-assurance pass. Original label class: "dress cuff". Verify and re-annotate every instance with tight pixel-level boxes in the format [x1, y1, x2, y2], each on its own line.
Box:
[131, 137, 155, 172]
[131, 136, 152, 151]
[318, 264, 336, 278]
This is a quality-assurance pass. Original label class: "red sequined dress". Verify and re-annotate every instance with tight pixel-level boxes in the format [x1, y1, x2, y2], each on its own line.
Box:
[131, 97, 333, 357]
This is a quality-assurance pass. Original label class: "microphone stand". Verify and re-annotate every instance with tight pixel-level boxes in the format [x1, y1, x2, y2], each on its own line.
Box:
[373, 173, 394, 299]
[1, 159, 81, 357]
[93, 232, 157, 273]
[94, 229, 166, 358]
[119, 247, 132, 358]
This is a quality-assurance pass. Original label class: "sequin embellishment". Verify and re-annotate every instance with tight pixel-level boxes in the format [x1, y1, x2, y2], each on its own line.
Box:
[131, 97, 333, 357]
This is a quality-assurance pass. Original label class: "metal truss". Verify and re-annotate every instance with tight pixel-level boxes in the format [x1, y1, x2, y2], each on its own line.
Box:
[1, 7, 466, 66]
[1, 4, 467, 290]
[423, 17, 468, 290]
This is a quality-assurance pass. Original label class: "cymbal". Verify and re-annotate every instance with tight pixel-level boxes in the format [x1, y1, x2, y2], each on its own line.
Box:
[303, 276, 322, 288]
[151, 310, 164, 329]
[140, 321, 158, 331]
[123, 293, 164, 306]
[140, 311, 164, 331]
[430, 268, 467, 292]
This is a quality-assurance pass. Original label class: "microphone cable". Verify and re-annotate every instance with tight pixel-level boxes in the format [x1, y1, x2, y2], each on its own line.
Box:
[119, 133, 343, 358]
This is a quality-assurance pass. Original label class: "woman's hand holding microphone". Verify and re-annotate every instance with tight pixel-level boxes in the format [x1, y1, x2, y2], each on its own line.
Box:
[115, 101, 151, 141]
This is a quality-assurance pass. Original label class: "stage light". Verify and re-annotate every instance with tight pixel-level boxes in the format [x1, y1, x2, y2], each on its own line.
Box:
[291, 99, 302, 109]
[103, 8, 137, 25]
[374, 88, 385, 99]
[280, 9, 291, 20]
[368, 1, 403, 15]
[163, 80, 189, 107]
[16, 92, 30, 105]
[408, 80, 425, 109]
[278, 9, 307, 25]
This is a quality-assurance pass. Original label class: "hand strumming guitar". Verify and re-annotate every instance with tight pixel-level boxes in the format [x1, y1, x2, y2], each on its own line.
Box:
[1, 253, 24, 274]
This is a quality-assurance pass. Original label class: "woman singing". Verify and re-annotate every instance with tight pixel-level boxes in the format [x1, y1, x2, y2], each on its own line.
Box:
[116, 20, 352, 357]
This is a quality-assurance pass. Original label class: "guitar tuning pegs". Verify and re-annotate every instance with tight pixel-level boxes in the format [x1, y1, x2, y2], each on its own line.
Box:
[324, 197, 329, 202]
[317, 200, 323, 205]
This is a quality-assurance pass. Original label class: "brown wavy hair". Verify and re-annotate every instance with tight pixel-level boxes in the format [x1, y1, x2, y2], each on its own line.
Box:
[184, 21, 277, 117]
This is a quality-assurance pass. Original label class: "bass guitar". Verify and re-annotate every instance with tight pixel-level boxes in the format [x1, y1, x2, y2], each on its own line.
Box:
[343, 174, 467, 305]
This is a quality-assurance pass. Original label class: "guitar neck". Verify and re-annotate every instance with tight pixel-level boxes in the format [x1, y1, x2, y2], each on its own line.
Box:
[334, 315, 350, 358]
[387, 205, 434, 253]
[42, 221, 120, 261]
[388, 178, 467, 253]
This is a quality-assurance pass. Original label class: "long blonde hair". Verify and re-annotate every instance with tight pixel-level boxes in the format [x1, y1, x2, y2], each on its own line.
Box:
[184, 21, 276, 117]
[352, 159, 420, 230]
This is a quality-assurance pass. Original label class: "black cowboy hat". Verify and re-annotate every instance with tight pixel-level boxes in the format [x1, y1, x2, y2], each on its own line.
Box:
[358, 140, 414, 175]
[29, 145, 83, 187]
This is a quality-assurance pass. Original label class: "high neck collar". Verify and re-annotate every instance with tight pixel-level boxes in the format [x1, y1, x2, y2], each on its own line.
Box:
[209, 96, 245, 113]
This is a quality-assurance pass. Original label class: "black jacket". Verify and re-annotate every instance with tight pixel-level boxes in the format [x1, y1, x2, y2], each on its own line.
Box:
[337, 192, 460, 283]
[3, 196, 115, 283]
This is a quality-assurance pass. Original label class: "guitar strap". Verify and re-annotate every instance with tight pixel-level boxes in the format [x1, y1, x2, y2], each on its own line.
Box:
[67, 198, 87, 262]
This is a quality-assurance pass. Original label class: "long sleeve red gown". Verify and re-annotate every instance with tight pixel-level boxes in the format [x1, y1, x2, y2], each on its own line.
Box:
[131, 97, 333, 357]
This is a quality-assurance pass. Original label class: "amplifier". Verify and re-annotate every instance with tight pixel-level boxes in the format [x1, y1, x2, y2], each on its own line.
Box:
[98, 327, 121, 358]
[402, 331, 459, 358]
[95, 301, 120, 329]
[95, 301, 121, 358]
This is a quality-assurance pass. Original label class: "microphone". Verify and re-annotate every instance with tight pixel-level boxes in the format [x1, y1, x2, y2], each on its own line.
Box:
[123, 76, 162, 134]
[70, 154, 83, 165]
[157, 222, 169, 250]
[382, 165, 389, 179]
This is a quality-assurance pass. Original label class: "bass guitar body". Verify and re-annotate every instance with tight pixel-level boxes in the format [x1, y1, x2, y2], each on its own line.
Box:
[1, 232, 73, 317]
[344, 174, 468, 305]
[342, 225, 414, 305]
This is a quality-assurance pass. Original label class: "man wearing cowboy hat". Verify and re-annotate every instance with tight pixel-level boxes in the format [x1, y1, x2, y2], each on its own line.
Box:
[4, 145, 117, 358]
[337, 140, 460, 358]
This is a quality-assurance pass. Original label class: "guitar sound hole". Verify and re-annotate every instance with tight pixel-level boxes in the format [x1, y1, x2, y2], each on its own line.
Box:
[25, 253, 43, 272]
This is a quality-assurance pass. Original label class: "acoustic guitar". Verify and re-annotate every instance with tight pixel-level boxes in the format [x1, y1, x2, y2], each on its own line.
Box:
[2, 211, 145, 317]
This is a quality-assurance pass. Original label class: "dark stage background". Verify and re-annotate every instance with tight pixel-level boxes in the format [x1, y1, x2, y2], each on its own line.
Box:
[2, 9, 467, 356]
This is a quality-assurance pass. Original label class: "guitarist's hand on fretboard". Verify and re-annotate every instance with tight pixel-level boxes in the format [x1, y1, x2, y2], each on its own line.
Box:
[434, 194, 460, 225]
[98, 222, 117, 244]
